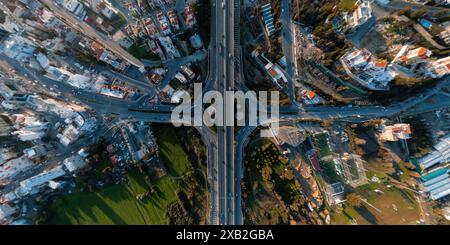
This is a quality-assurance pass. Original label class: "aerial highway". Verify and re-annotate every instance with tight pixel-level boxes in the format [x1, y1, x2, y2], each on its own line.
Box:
[3, 0, 450, 226]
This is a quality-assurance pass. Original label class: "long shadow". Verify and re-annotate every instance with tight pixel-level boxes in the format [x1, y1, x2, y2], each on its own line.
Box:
[93, 191, 130, 224]
[355, 206, 379, 225]
[398, 189, 416, 205]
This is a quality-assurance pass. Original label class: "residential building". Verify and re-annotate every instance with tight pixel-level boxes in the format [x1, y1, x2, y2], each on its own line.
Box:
[175, 72, 188, 84]
[343, 0, 372, 30]
[439, 21, 450, 45]
[91, 0, 118, 19]
[0, 203, 17, 224]
[99, 86, 126, 99]
[380, 123, 412, 142]
[3, 35, 36, 63]
[180, 65, 195, 79]
[63, 154, 87, 173]
[183, 5, 197, 29]
[157, 36, 181, 59]
[252, 50, 288, 89]
[340, 48, 395, 90]
[63, 0, 87, 20]
[393, 45, 432, 68]
[300, 90, 320, 105]
[190, 34, 203, 49]
[423, 56, 450, 79]
[16, 166, 66, 196]
[167, 10, 180, 32]
[157, 12, 171, 36]
[112, 31, 133, 49]
[0, 156, 34, 183]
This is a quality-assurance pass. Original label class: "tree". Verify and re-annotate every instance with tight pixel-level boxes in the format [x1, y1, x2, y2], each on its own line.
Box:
[346, 193, 363, 207]
[397, 6, 412, 17]
[410, 8, 428, 20]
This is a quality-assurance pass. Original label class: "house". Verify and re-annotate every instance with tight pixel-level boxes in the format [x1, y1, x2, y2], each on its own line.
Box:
[63, 154, 88, 173]
[0, 204, 17, 224]
[252, 50, 288, 89]
[3, 35, 36, 63]
[17, 166, 66, 196]
[380, 123, 412, 142]
[142, 18, 159, 37]
[0, 156, 34, 183]
[393, 45, 432, 67]
[183, 5, 197, 29]
[181, 65, 195, 79]
[341, 49, 371, 69]
[343, 0, 372, 30]
[167, 10, 180, 32]
[300, 90, 320, 105]
[423, 56, 450, 79]
[189, 34, 203, 49]
[340, 48, 395, 90]
[92, 0, 119, 19]
[157, 36, 181, 59]
[439, 21, 450, 45]
[63, 0, 87, 20]
[157, 12, 171, 35]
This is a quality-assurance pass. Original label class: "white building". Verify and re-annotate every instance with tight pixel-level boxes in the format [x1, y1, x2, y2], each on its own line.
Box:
[92, 0, 119, 19]
[183, 4, 197, 29]
[423, 56, 450, 79]
[419, 134, 450, 170]
[421, 168, 450, 200]
[393, 45, 432, 67]
[343, 0, 372, 30]
[0, 156, 34, 183]
[181, 65, 195, 79]
[16, 166, 66, 196]
[175, 72, 188, 84]
[340, 48, 395, 90]
[261, 3, 275, 36]
[157, 12, 171, 35]
[158, 36, 181, 59]
[439, 21, 450, 45]
[190, 34, 203, 49]
[0, 204, 17, 223]
[36, 53, 50, 70]
[380, 123, 412, 142]
[63, 154, 87, 173]
[3, 35, 36, 63]
[63, 0, 87, 20]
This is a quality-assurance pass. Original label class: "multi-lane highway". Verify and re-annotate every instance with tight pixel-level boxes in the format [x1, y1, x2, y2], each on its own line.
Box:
[210, 0, 237, 225]
[4, 0, 450, 226]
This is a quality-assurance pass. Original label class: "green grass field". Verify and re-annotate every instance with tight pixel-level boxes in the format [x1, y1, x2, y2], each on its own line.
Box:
[156, 127, 191, 177]
[47, 127, 192, 224]
[331, 187, 421, 225]
[314, 133, 332, 157]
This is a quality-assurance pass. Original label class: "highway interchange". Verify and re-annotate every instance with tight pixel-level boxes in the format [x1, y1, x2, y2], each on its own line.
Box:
[3, 0, 450, 225]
